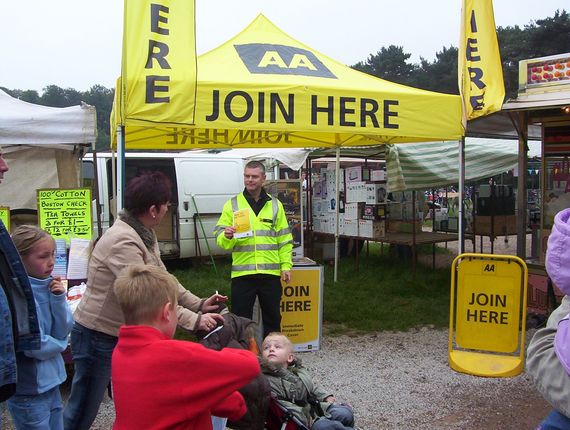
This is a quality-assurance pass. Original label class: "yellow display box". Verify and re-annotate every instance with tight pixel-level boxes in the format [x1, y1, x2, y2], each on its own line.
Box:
[281, 264, 323, 352]
[252, 262, 323, 352]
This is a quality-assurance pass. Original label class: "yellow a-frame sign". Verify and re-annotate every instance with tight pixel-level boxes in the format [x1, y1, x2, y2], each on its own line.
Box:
[449, 253, 528, 377]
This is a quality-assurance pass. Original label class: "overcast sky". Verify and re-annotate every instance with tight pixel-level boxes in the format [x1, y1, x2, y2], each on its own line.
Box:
[1, 1, 567, 92]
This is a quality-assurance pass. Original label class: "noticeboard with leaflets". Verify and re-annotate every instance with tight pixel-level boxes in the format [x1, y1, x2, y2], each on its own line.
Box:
[265, 179, 303, 258]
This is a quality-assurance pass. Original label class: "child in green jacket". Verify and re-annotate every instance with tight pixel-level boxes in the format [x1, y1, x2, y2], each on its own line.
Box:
[261, 332, 355, 429]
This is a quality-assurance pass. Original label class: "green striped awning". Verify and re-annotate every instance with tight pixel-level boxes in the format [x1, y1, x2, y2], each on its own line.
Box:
[386, 138, 531, 192]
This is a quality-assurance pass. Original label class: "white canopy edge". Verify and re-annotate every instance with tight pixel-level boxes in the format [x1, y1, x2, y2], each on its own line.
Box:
[2, 143, 83, 153]
[0, 89, 97, 146]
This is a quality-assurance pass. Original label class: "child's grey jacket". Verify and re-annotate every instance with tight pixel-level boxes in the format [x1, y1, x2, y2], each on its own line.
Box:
[260, 357, 333, 426]
[527, 296, 570, 417]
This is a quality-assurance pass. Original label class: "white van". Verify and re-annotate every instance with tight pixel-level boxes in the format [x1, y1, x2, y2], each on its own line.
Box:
[83, 151, 245, 260]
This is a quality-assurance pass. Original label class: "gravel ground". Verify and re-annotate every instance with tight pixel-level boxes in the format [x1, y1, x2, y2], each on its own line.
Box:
[1, 328, 550, 430]
[301, 329, 549, 430]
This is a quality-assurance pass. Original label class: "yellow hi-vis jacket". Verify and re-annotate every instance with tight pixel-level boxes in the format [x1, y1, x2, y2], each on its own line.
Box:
[215, 192, 293, 278]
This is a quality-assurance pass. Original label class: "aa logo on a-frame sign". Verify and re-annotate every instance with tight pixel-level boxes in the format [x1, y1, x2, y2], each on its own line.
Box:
[235, 43, 337, 79]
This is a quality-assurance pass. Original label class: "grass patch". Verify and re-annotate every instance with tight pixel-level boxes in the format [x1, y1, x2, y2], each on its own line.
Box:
[416, 243, 454, 255]
[167, 248, 451, 335]
[168, 259, 232, 341]
[168, 258, 233, 299]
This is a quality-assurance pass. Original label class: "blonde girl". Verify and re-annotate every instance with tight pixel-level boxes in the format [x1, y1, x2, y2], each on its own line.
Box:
[7, 226, 73, 430]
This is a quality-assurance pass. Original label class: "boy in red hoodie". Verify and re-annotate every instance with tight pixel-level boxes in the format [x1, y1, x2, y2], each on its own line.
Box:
[111, 264, 260, 430]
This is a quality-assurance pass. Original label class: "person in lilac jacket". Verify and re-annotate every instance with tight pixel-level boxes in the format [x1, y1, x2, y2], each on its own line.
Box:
[527, 208, 570, 430]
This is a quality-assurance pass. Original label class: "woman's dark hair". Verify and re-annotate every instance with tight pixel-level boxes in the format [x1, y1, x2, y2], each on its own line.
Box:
[124, 171, 172, 217]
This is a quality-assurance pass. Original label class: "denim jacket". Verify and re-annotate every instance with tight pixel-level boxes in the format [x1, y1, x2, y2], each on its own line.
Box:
[0, 220, 40, 401]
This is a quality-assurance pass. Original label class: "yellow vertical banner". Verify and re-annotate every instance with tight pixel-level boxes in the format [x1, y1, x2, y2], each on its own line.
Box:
[121, 0, 197, 125]
[458, 0, 505, 125]
[281, 266, 323, 352]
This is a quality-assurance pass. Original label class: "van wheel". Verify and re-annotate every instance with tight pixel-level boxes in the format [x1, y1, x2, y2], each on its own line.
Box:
[9, 209, 38, 230]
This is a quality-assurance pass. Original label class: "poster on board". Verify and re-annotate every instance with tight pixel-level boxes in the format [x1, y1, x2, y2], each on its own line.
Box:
[37, 188, 92, 243]
[265, 179, 303, 257]
[252, 262, 322, 352]
[280, 264, 323, 352]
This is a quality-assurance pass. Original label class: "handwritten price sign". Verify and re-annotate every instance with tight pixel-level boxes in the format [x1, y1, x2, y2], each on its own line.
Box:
[37, 188, 92, 243]
[0, 206, 9, 231]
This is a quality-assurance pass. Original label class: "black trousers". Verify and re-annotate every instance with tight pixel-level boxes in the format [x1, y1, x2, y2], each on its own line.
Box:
[231, 274, 282, 337]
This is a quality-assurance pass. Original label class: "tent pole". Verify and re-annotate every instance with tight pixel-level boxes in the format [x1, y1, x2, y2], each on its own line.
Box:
[515, 111, 529, 259]
[302, 157, 309, 259]
[334, 145, 340, 283]
[458, 137, 465, 254]
[92, 148, 103, 238]
[116, 126, 125, 213]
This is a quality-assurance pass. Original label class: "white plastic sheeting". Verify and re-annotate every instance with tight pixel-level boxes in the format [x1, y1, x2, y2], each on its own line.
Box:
[217, 148, 311, 171]
[0, 90, 97, 210]
[0, 89, 96, 146]
[1, 146, 81, 209]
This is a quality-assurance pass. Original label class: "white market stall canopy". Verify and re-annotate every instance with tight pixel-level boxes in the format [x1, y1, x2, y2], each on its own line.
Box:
[0, 89, 97, 210]
[0, 89, 97, 146]
[386, 138, 541, 192]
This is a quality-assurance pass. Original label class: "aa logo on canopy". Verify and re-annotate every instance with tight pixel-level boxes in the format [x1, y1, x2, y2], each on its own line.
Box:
[235, 43, 337, 79]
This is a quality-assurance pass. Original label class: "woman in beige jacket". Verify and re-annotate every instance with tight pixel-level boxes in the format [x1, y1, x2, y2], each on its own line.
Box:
[63, 171, 226, 430]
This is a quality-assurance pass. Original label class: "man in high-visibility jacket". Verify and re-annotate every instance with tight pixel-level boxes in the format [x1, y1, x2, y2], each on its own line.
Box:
[215, 160, 293, 336]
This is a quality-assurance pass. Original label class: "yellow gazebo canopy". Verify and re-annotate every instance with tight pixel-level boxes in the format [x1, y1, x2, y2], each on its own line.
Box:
[113, 14, 462, 149]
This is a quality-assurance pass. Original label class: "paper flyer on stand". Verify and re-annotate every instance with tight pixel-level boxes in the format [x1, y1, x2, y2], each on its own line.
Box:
[66, 238, 91, 280]
[233, 208, 252, 238]
[52, 239, 68, 279]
